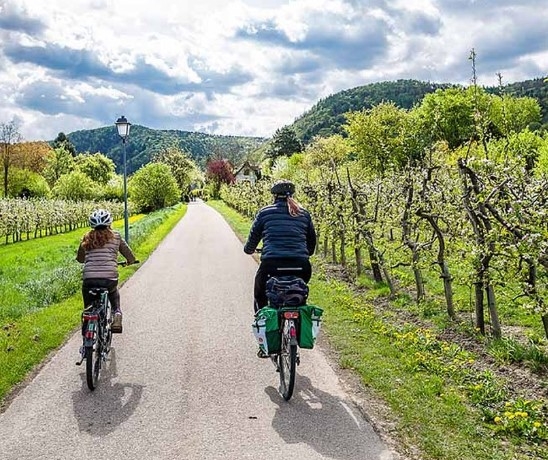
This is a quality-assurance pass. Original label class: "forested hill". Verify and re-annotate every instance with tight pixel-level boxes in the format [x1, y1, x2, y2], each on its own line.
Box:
[66, 125, 266, 174]
[290, 78, 548, 144]
[66, 78, 547, 172]
[291, 80, 455, 143]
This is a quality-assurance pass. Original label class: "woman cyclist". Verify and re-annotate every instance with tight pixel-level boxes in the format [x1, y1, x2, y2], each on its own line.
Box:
[76, 209, 137, 333]
[244, 179, 316, 323]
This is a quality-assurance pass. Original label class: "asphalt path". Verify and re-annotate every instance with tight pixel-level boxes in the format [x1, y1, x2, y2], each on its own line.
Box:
[0, 201, 399, 460]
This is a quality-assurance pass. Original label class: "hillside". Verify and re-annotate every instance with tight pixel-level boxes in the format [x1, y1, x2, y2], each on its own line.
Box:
[66, 77, 547, 172]
[289, 78, 548, 144]
[66, 125, 266, 174]
[291, 79, 455, 143]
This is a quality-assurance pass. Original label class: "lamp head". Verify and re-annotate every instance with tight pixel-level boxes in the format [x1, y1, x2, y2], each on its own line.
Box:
[115, 115, 131, 138]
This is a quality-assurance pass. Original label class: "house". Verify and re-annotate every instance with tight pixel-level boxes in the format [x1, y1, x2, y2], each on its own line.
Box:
[234, 160, 261, 185]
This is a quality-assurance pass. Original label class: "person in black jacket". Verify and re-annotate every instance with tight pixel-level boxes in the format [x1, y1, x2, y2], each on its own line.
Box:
[244, 179, 317, 315]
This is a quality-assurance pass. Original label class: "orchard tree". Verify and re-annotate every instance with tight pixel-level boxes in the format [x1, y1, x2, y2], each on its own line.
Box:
[206, 158, 235, 199]
[0, 119, 22, 197]
[129, 162, 180, 212]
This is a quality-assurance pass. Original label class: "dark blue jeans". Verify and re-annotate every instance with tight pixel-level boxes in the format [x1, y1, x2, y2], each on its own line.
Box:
[254, 258, 311, 312]
[82, 278, 120, 311]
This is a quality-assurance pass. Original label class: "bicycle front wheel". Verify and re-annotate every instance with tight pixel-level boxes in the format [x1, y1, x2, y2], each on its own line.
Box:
[85, 343, 101, 390]
[278, 321, 297, 401]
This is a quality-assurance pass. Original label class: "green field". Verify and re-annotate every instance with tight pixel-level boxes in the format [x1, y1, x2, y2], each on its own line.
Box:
[0, 204, 187, 405]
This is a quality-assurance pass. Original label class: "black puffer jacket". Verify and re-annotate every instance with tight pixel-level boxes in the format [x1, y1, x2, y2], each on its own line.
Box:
[244, 198, 316, 260]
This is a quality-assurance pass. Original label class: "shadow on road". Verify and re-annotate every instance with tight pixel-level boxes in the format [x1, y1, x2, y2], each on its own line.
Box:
[266, 374, 392, 460]
[71, 347, 144, 436]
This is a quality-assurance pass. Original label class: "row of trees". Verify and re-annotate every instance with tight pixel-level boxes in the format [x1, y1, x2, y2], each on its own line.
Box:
[222, 80, 548, 339]
[0, 121, 207, 216]
[0, 199, 125, 243]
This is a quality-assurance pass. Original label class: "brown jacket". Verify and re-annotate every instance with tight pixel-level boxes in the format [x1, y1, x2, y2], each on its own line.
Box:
[77, 230, 136, 280]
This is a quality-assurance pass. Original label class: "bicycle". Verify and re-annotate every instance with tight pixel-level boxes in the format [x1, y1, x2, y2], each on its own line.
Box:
[275, 304, 301, 400]
[76, 260, 138, 390]
[76, 286, 112, 390]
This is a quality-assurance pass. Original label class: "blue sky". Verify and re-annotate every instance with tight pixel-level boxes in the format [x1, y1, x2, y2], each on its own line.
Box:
[1, 0, 547, 141]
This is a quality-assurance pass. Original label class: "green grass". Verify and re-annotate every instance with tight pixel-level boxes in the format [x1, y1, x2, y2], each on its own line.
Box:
[0, 204, 187, 405]
[209, 199, 548, 460]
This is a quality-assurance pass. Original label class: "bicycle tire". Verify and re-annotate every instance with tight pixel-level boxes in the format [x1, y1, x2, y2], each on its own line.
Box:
[278, 320, 297, 401]
[85, 343, 101, 390]
[104, 301, 113, 354]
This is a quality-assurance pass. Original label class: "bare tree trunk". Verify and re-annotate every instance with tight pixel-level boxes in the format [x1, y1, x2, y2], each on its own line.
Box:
[354, 243, 362, 277]
[417, 210, 455, 319]
[459, 159, 501, 335]
[542, 315, 548, 339]
[368, 247, 383, 282]
[486, 284, 501, 338]
[402, 174, 425, 302]
[475, 281, 485, 334]
[340, 233, 346, 266]
[440, 261, 455, 319]
[412, 251, 425, 302]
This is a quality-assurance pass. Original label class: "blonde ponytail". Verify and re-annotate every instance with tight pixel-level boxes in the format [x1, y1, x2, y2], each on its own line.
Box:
[287, 196, 302, 217]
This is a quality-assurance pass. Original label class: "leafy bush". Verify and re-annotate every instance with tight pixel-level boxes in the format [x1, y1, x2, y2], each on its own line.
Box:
[52, 171, 99, 201]
[129, 163, 180, 212]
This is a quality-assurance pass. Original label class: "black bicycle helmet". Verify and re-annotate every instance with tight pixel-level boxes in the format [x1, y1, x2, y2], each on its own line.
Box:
[270, 179, 295, 196]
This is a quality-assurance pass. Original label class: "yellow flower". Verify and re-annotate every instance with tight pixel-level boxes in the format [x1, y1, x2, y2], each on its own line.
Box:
[494, 417, 502, 424]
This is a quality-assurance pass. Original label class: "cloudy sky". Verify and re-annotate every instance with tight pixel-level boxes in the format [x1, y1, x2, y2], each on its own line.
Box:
[0, 0, 547, 141]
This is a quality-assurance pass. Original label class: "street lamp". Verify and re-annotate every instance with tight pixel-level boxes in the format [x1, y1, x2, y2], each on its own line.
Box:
[115, 115, 131, 243]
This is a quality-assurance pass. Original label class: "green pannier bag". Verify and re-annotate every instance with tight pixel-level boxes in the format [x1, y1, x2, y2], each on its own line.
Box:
[298, 305, 323, 349]
[252, 307, 280, 355]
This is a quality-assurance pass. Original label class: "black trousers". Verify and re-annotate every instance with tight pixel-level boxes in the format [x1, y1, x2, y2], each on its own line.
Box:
[253, 258, 311, 312]
[82, 278, 120, 311]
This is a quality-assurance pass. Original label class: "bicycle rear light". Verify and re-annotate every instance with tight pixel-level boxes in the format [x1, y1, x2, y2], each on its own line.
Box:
[83, 313, 99, 321]
[283, 311, 299, 319]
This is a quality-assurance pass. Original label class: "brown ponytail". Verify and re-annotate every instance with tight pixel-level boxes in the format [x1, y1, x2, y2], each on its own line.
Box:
[287, 196, 302, 217]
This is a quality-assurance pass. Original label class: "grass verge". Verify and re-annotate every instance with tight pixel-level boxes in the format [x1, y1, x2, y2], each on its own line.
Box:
[208, 199, 548, 460]
[0, 204, 187, 407]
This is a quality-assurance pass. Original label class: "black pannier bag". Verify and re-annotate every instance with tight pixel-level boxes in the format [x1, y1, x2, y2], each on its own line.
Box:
[266, 275, 309, 308]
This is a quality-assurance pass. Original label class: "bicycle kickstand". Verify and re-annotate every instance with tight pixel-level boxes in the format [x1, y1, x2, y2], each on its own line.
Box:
[75, 347, 85, 366]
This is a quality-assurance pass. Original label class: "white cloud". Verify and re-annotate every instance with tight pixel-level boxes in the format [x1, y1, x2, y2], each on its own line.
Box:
[0, 0, 546, 141]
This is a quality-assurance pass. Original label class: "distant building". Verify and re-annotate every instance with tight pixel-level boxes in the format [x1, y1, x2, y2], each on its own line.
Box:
[234, 160, 261, 185]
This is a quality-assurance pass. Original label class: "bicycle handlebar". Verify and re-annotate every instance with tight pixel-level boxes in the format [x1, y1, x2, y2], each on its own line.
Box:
[118, 260, 140, 267]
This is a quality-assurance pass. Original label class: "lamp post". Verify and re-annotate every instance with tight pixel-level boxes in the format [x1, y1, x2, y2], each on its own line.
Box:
[115, 115, 131, 243]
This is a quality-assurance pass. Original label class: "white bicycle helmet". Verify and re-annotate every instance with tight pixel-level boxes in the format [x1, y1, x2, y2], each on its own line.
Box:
[89, 209, 113, 228]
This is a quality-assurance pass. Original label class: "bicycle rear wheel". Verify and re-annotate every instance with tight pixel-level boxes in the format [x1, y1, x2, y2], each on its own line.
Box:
[85, 343, 101, 390]
[278, 320, 297, 401]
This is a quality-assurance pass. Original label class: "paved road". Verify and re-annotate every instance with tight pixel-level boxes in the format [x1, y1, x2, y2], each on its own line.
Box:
[0, 201, 398, 460]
